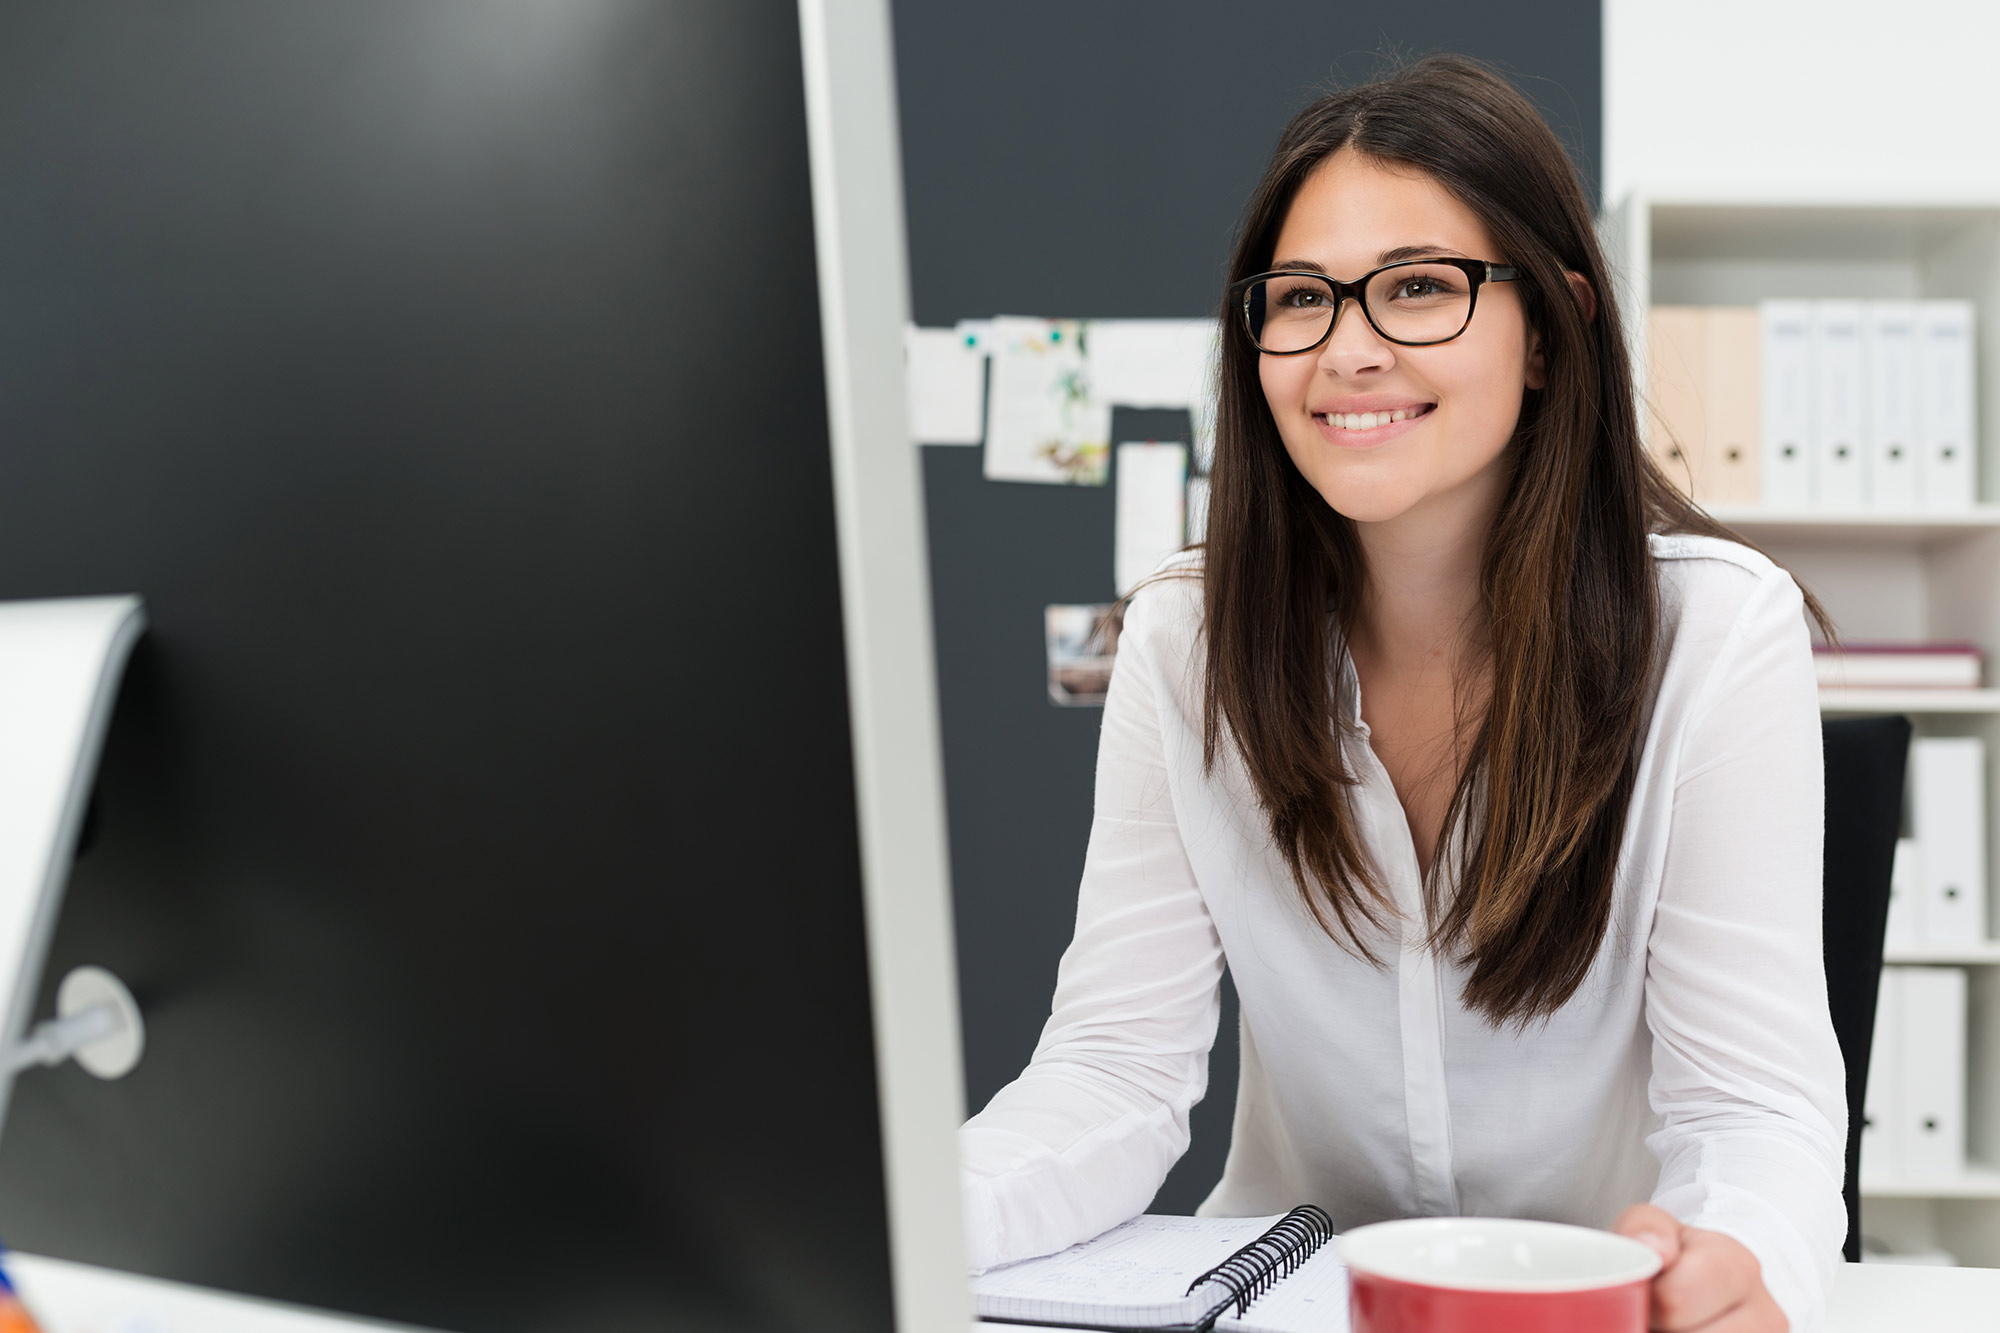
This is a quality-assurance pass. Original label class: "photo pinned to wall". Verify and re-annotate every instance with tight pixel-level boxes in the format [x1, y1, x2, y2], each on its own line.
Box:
[983, 317, 1111, 485]
[1045, 603, 1121, 706]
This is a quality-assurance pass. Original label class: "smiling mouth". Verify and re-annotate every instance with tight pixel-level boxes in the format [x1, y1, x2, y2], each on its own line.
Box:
[1316, 403, 1436, 431]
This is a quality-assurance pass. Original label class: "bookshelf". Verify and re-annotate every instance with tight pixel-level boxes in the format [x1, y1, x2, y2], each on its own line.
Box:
[1604, 190, 2000, 1266]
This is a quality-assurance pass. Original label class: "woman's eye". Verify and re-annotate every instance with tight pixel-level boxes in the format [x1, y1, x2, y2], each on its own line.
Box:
[1395, 278, 1442, 300]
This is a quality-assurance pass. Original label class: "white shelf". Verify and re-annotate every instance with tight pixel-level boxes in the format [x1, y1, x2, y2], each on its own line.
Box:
[1704, 506, 2000, 544]
[1884, 942, 2000, 965]
[1862, 1163, 2000, 1199]
[1820, 689, 2000, 715]
[1611, 187, 2000, 1266]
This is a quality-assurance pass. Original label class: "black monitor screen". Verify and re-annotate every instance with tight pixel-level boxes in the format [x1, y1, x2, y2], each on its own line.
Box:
[0, 3, 893, 1330]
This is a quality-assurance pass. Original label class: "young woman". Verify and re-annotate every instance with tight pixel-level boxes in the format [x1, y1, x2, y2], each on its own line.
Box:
[959, 56, 1844, 1333]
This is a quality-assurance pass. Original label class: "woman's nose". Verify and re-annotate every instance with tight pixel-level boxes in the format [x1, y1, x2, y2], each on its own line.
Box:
[1316, 297, 1394, 378]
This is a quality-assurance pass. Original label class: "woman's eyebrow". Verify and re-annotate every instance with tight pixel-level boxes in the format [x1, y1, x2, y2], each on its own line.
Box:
[1378, 244, 1470, 264]
[1267, 245, 1473, 274]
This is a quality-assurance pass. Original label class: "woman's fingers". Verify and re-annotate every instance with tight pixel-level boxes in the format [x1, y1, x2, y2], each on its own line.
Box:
[1647, 1227, 1781, 1332]
[1612, 1202, 1684, 1267]
[1611, 1209, 1783, 1332]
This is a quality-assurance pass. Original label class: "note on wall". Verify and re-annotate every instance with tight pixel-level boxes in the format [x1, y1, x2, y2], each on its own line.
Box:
[1190, 396, 1216, 475]
[904, 325, 986, 445]
[1114, 442, 1189, 596]
[1186, 475, 1211, 543]
[1087, 319, 1220, 412]
[983, 317, 1110, 485]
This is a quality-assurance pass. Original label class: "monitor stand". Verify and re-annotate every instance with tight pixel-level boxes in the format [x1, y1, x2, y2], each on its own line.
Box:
[0, 596, 146, 1139]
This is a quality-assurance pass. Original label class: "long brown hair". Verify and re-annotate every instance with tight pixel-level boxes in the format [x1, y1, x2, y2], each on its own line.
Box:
[1200, 54, 1824, 1026]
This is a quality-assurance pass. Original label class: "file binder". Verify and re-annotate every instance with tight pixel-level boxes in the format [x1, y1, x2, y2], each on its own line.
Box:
[1909, 736, 1987, 944]
[1900, 965, 1967, 1178]
[1812, 301, 1867, 508]
[1864, 302, 1920, 508]
[1862, 967, 1904, 1178]
[1702, 307, 1762, 504]
[1883, 836, 1922, 949]
[1646, 308, 1706, 499]
[1759, 301, 1815, 506]
[1918, 300, 1977, 508]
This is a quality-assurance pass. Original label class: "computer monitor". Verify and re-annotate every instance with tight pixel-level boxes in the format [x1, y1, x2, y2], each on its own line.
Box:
[0, 2, 966, 1330]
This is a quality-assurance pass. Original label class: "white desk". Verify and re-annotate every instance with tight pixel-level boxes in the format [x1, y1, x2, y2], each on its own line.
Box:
[7, 1250, 1993, 1332]
[1826, 1261, 2000, 1330]
[968, 1262, 2000, 1333]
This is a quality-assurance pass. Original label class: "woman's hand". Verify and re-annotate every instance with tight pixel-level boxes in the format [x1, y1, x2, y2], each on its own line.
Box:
[1612, 1204, 1787, 1331]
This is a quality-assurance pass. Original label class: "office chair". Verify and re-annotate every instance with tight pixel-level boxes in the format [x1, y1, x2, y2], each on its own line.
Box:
[1820, 714, 1912, 1264]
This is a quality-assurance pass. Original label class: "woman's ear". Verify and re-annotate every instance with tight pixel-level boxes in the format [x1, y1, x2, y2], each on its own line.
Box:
[1525, 271, 1598, 391]
[1566, 270, 1597, 323]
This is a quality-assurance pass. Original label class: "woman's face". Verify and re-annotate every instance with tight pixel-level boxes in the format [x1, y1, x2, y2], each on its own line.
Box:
[1257, 147, 1542, 531]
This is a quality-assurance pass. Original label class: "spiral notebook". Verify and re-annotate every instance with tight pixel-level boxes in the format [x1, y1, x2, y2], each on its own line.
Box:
[972, 1207, 1349, 1333]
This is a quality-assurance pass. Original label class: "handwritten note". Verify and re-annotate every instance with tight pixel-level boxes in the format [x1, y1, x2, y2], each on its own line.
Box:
[982, 317, 1110, 485]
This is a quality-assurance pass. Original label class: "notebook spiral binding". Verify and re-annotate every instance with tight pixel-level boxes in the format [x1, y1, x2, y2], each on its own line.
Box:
[1183, 1204, 1335, 1330]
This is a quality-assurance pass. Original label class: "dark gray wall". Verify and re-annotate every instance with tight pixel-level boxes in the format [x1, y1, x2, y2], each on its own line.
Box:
[0, 4, 890, 1331]
[895, 3, 1601, 1214]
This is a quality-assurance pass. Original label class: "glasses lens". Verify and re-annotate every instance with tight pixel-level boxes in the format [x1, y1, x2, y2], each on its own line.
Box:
[1245, 273, 1337, 353]
[1364, 263, 1474, 344]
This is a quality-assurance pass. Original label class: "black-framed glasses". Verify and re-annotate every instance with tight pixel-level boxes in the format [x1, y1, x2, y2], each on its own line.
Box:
[1229, 257, 1520, 353]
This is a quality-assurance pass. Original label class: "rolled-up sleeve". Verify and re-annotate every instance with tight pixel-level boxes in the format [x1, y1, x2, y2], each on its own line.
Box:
[958, 579, 1225, 1274]
[1643, 569, 1848, 1332]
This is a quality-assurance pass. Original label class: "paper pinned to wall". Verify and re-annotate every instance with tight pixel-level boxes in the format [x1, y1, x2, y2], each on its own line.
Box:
[1185, 475, 1211, 544]
[1189, 395, 1216, 474]
[1088, 319, 1220, 412]
[983, 316, 1110, 485]
[904, 325, 986, 444]
[1114, 442, 1189, 596]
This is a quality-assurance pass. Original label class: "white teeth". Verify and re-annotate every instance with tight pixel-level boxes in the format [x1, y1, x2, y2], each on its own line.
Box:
[1321, 406, 1426, 430]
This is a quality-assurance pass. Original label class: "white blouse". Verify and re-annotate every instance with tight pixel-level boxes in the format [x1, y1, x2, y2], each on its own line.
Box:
[960, 534, 1847, 1333]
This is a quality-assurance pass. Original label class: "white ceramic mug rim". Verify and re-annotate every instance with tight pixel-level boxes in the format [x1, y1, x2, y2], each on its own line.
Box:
[1339, 1217, 1664, 1293]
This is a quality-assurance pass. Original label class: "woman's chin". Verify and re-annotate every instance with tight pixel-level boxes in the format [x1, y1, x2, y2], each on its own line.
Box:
[1314, 485, 1422, 527]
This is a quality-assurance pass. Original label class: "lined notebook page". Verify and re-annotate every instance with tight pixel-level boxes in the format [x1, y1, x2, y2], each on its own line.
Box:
[1217, 1244, 1351, 1333]
[972, 1213, 1281, 1327]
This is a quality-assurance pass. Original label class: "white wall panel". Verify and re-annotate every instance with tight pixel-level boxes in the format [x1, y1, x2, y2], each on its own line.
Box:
[1604, 0, 2000, 205]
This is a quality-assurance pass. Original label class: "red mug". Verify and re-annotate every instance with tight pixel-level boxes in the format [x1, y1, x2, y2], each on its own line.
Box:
[1340, 1217, 1663, 1333]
